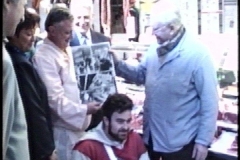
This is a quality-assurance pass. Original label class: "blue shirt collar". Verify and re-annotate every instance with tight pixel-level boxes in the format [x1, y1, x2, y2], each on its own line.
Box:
[5, 43, 34, 62]
[5, 43, 27, 57]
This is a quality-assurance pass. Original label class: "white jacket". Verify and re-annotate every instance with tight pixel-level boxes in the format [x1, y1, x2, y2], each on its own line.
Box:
[33, 38, 91, 160]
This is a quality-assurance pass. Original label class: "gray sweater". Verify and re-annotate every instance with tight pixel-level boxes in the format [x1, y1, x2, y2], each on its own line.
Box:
[3, 42, 30, 160]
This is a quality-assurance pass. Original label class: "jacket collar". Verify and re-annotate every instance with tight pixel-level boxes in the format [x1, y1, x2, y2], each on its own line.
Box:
[5, 43, 27, 57]
[157, 30, 188, 69]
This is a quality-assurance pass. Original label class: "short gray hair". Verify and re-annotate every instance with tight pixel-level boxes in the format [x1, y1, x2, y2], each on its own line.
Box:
[45, 7, 73, 32]
[70, 0, 93, 15]
[150, 0, 182, 28]
[52, 3, 68, 8]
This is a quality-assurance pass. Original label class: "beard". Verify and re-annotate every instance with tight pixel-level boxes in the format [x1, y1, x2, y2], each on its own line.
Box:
[108, 123, 129, 143]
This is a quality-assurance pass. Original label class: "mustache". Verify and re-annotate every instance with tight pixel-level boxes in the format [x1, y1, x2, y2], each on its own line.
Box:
[118, 129, 129, 132]
[75, 22, 90, 25]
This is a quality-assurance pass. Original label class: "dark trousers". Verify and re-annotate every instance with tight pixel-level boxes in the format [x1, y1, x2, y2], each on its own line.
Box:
[146, 134, 195, 160]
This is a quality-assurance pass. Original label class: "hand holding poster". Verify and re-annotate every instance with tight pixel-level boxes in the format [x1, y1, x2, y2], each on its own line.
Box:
[71, 42, 117, 104]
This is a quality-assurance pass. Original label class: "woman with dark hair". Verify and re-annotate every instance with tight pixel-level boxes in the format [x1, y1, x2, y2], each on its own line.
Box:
[5, 7, 57, 160]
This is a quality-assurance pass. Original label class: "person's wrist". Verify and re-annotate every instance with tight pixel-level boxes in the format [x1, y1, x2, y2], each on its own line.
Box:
[195, 142, 209, 148]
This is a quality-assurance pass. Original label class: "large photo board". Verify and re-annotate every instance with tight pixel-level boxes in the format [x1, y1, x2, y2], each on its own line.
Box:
[72, 42, 117, 103]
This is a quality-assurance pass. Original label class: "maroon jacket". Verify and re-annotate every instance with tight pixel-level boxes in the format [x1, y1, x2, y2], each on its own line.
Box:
[73, 131, 147, 160]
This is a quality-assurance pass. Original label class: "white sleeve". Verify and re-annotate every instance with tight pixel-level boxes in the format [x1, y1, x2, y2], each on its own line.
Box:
[139, 152, 150, 160]
[32, 46, 89, 131]
[70, 150, 91, 160]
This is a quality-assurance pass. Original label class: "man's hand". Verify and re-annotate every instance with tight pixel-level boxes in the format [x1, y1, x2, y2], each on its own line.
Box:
[192, 143, 208, 160]
[49, 150, 58, 160]
[86, 102, 102, 114]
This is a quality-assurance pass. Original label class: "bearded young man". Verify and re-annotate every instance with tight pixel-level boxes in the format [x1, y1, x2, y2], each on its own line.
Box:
[71, 93, 149, 160]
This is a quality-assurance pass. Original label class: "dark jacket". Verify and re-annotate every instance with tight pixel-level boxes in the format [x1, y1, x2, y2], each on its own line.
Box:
[70, 29, 110, 46]
[70, 30, 110, 131]
[6, 43, 55, 160]
[3, 41, 30, 160]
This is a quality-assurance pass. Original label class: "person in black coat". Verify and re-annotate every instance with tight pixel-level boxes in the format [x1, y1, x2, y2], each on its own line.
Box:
[6, 7, 57, 160]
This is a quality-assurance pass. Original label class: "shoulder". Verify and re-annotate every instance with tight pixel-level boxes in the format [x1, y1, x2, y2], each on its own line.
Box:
[73, 140, 103, 151]
[11, 54, 30, 67]
[185, 33, 209, 55]
[124, 131, 147, 156]
[3, 47, 13, 68]
[3, 47, 16, 79]
[128, 131, 144, 143]
[143, 43, 158, 59]
[179, 33, 216, 72]
[129, 132, 147, 152]
[73, 140, 105, 159]
[181, 32, 211, 62]
[91, 31, 110, 42]
[36, 43, 55, 54]
[34, 42, 60, 61]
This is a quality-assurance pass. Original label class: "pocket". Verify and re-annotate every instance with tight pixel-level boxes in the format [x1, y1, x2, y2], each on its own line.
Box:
[162, 74, 189, 96]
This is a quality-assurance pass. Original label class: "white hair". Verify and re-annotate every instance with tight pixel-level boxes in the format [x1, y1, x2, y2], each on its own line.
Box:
[150, 0, 182, 28]
[52, 3, 67, 8]
[69, 0, 93, 14]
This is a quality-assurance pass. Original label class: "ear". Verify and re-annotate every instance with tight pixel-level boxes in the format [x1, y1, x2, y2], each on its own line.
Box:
[103, 116, 109, 127]
[3, 0, 10, 10]
[48, 26, 56, 35]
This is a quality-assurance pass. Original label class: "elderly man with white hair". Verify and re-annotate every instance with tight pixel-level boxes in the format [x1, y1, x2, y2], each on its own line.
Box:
[69, 1, 110, 46]
[111, 0, 219, 160]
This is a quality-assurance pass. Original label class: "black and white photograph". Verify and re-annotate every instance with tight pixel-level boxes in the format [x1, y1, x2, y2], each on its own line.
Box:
[72, 42, 117, 104]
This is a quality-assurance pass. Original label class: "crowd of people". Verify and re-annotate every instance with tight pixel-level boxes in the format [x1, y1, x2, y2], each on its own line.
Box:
[3, 0, 219, 160]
